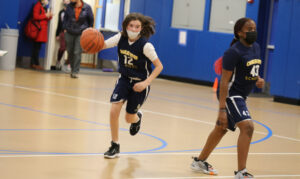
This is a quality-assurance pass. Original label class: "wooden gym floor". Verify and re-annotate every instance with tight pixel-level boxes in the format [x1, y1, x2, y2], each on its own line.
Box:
[0, 68, 299, 179]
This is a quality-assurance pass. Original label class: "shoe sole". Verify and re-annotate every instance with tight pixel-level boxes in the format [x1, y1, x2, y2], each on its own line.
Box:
[190, 166, 218, 175]
[104, 153, 120, 159]
[234, 175, 255, 179]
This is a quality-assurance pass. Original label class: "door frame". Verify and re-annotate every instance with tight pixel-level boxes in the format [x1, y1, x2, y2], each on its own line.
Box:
[44, 0, 58, 70]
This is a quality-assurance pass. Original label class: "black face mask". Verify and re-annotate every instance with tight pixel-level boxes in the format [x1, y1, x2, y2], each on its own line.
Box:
[70, 2, 76, 6]
[245, 31, 257, 44]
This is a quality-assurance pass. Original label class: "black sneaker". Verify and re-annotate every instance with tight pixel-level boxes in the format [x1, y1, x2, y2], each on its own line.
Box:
[129, 111, 142, 136]
[104, 141, 120, 159]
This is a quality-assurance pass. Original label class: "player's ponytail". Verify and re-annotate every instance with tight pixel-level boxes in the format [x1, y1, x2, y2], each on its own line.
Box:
[230, 37, 239, 46]
[140, 15, 155, 39]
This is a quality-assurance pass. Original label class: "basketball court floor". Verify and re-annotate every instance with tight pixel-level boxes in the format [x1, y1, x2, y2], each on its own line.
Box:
[0, 68, 299, 179]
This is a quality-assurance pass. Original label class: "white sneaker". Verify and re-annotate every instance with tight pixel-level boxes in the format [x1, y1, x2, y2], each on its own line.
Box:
[190, 157, 218, 175]
[234, 168, 254, 179]
[62, 64, 71, 73]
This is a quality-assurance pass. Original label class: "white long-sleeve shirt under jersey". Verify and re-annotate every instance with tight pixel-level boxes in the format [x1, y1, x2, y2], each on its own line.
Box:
[104, 33, 158, 62]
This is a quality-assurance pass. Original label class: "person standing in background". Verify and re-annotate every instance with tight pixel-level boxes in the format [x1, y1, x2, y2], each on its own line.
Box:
[63, 0, 94, 78]
[55, 0, 70, 71]
[30, 0, 53, 70]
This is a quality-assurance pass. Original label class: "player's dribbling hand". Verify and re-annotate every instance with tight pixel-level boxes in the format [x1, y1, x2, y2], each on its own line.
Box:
[133, 81, 147, 92]
[256, 77, 265, 88]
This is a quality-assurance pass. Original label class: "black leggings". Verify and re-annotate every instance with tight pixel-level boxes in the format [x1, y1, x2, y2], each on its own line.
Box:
[31, 42, 42, 65]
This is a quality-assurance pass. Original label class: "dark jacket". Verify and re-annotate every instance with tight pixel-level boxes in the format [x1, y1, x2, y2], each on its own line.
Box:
[56, 9, 66, 37]
[63, 2, 94, 35]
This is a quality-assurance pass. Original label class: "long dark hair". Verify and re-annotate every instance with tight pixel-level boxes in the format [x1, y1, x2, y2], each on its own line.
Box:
[121, 13, 155, 39]
[230, 17, 252, 46]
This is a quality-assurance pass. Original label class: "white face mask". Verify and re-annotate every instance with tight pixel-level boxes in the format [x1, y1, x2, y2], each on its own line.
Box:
[127, 30, 140, 39]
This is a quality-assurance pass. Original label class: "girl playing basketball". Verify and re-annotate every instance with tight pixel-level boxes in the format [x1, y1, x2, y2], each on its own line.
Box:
[190, 17, 265, 178]
[102, 13, 163, 158]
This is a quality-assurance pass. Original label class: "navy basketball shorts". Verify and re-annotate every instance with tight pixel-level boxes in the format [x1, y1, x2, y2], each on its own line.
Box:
[225, 96, 252, 131]
[110, 76, 150, 114]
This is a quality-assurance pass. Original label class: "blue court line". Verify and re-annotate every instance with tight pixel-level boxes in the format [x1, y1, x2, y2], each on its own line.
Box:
[0, 101, 272, 155]
[250, 120, 273, 144]
[0, 101, 167, 155]
[146, 120, 273, 153]
[11, 85, 113, 91]
[0, 127, 167, 155]
[151, 90, 217, 103]
[149, 95, 300, 118]
[2, 83, 298, 118]
[150, 96, 218, 111]
[0, 102, 110, 127]
[0, 129, 168, 155]
[0, 129, 110, 131]
[24, 85, 300, 118]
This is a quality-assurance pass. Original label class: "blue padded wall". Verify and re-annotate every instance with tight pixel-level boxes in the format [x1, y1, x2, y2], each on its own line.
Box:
[0, 0, 20, 29]
[130, 0, 260, 82]
[269, 0, 300, 100]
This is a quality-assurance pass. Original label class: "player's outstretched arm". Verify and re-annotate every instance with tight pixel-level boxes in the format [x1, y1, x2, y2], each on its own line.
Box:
[103, 33, 121, 50]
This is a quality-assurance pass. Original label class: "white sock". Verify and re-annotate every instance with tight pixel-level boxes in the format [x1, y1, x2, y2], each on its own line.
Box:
[112, 141, 119, 144]
[238, 168, 247, 173]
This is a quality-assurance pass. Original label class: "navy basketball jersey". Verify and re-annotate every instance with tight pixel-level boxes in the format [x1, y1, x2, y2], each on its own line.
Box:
[117, 35, 153, 80]
[222, 41, 261, 98]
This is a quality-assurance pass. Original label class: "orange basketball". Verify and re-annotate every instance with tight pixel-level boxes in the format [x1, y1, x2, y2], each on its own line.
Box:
[80, 28, 104, 54]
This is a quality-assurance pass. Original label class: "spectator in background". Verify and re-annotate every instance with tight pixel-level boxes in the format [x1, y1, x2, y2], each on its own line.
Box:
[30, 0, 53, 70]
[63, 0, 94, 78]
[55, 0, 70, 71]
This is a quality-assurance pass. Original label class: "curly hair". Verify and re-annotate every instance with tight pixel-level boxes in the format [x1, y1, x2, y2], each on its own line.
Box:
[121, 13, 155, 39]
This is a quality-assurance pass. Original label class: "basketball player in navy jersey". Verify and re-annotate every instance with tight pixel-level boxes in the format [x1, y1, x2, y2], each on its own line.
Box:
[102, 13, 163, 158]
[191, 18, 265, 178]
